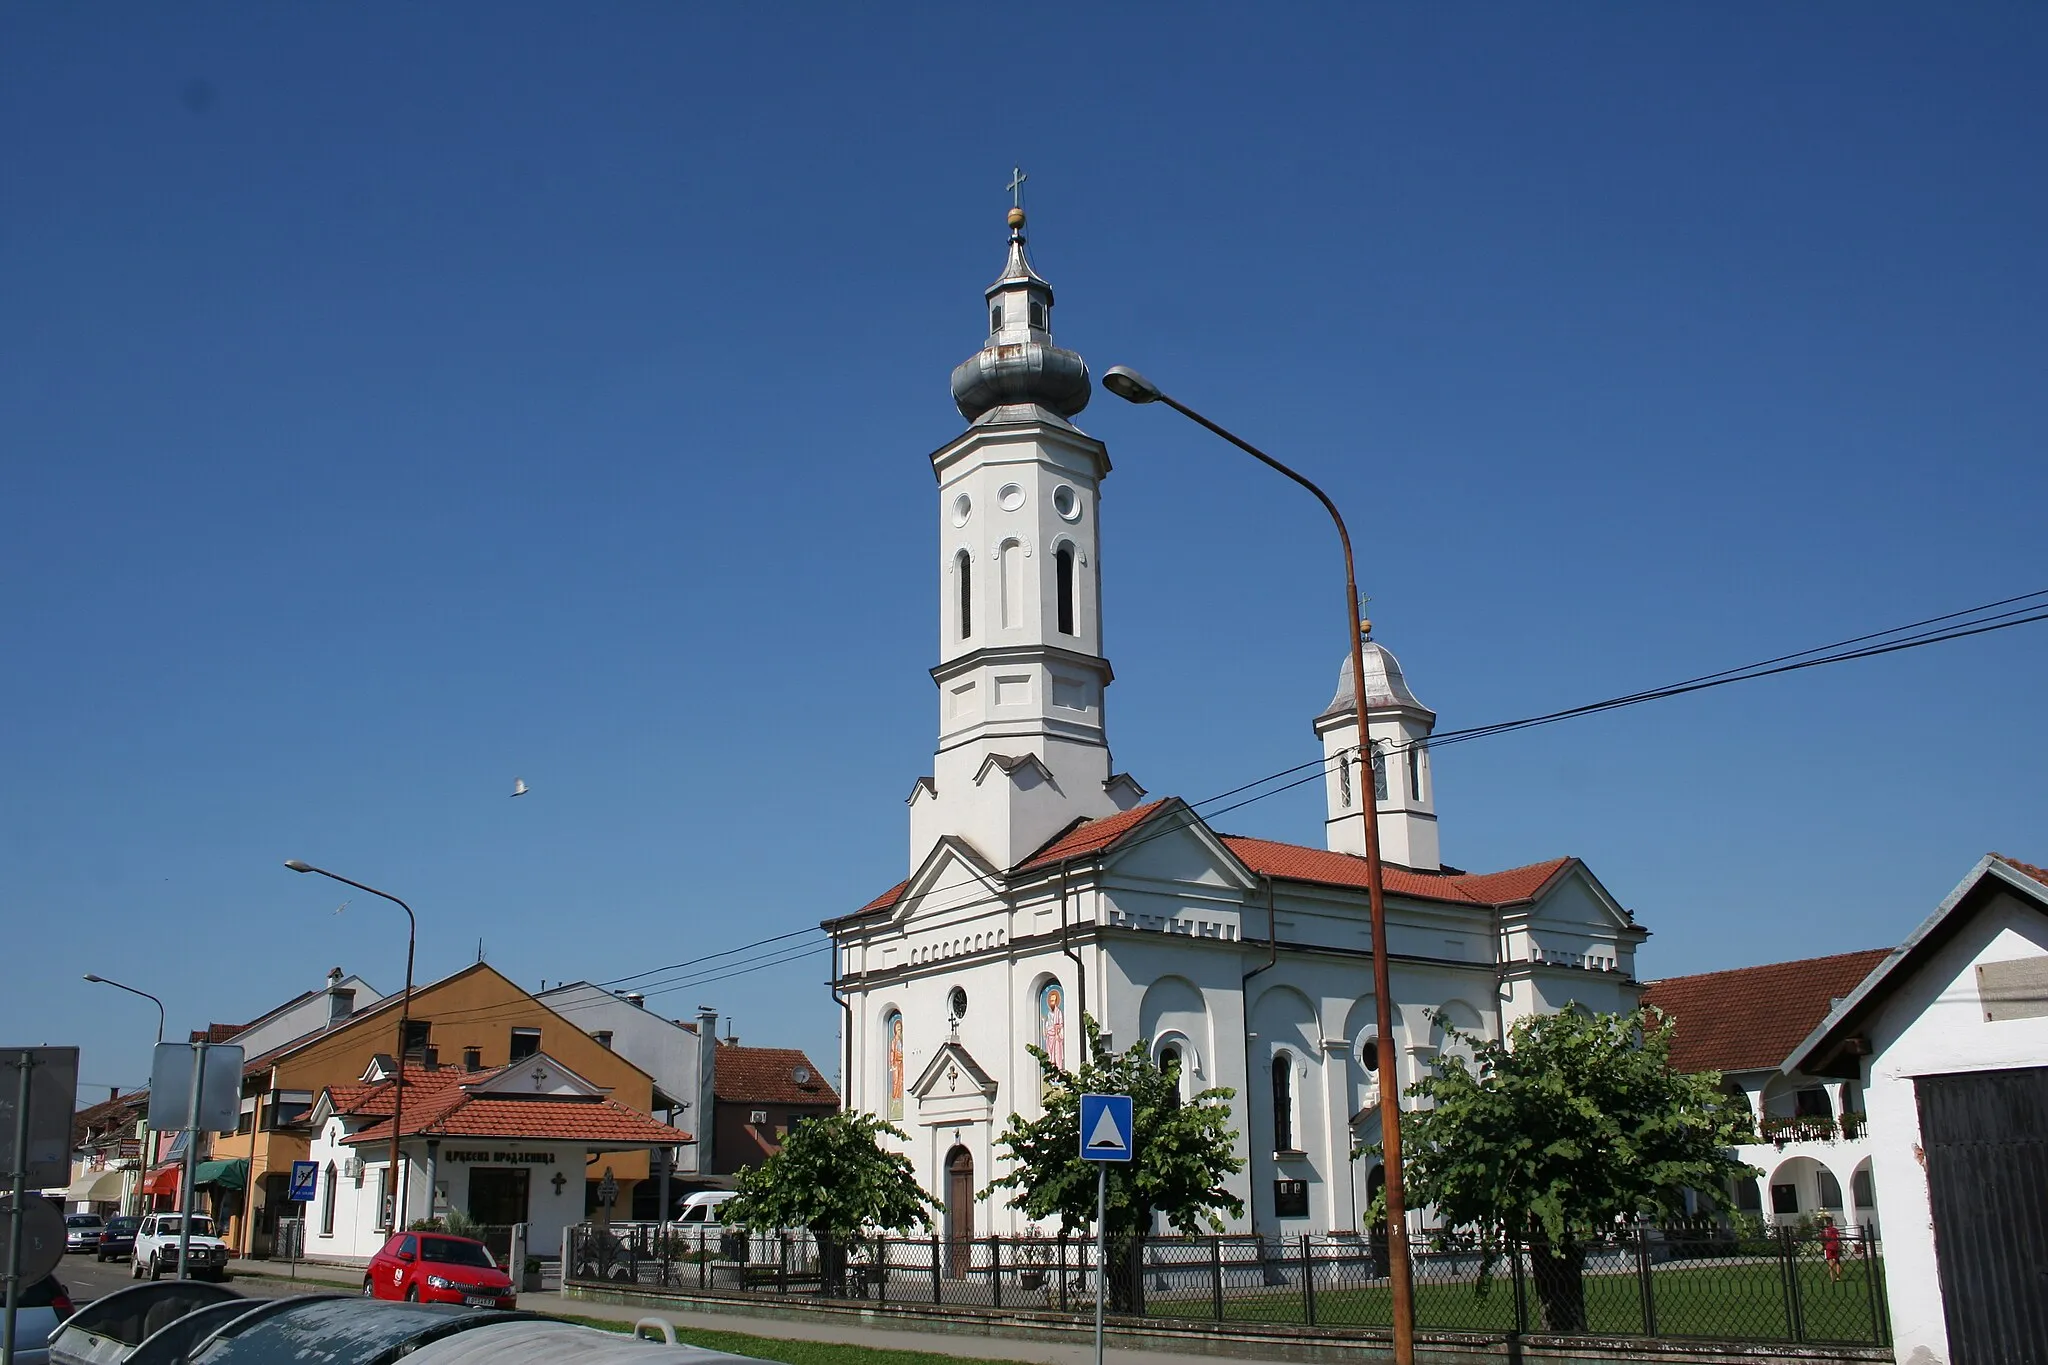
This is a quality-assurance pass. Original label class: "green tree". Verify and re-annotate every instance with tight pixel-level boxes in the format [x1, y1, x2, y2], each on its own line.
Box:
[723, 1111, 937, 1294]
[1371, 1006, 1755, 1333]
[987, 1014, 1243, 1309]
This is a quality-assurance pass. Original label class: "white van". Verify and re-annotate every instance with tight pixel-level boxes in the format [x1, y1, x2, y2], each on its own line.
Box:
[672, 1191, 735, 1226]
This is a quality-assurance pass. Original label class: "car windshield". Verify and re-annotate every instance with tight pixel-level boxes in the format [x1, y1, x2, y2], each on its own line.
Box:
[420, 1237, 495, 1268]
[158, 1216, 214, 1236]
[67, 1215, 103, 1227]
[107, 1218, 139, 1233]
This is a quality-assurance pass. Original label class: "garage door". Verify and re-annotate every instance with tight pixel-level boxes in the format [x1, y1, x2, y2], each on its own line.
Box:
[1916, 1066, 2048, 1365]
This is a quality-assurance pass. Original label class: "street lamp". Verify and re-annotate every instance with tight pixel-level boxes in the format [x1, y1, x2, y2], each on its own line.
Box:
[284, 861, 416, 1237]
[82, 974, 165, 1217]
[1102, 365, 1418, 1365]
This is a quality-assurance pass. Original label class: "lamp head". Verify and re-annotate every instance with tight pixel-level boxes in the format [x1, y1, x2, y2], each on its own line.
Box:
[83, 973, 102, 983]
[284, 859, 314, 873]
[1102, 366, 1162, 404]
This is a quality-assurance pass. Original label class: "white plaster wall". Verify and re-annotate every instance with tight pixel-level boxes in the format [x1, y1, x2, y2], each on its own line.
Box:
[232, 975, 384, 1058]
[534, 984, 701, 1171]
[1850, 892, 2048, 1365]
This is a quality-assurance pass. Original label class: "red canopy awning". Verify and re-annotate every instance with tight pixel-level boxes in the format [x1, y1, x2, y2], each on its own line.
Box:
[143, 1166, 182, 1196]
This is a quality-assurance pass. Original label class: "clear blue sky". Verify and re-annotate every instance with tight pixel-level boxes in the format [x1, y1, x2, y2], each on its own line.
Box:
[6, 5, 2044, 1103]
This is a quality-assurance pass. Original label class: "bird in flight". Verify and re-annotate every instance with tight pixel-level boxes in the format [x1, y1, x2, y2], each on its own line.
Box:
[511, 778, 529, 798]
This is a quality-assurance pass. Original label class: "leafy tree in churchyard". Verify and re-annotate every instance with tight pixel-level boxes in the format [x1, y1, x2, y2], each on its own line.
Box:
[1370, 1006, 1754, 1332]
[723, 1111, 937, 1294]
[988, 1014, 1243, 1310]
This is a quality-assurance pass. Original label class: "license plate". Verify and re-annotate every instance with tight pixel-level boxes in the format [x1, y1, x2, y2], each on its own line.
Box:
[464, 1296, 497, 1307]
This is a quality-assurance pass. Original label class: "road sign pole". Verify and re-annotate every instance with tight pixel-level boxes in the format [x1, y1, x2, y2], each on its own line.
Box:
[177, 1042, 207, 1281]
[1093, 1162, 1106, 1365]
[3, 1050, 36, 1365]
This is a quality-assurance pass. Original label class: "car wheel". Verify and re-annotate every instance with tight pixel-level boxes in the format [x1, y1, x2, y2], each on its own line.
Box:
[404, 1286, 419, 1302]
[362, 1276, 377, 1297]
[149, 1252, 163, 1281]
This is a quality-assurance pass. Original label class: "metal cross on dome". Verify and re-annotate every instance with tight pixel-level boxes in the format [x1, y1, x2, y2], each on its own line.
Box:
[1007, 166, 1027, 210]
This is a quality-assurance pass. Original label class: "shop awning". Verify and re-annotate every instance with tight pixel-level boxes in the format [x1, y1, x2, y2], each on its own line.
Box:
[63, 1169, 128, 1203]
[143, 1166, 183, 1197]
[193, 1159, 247, 1191]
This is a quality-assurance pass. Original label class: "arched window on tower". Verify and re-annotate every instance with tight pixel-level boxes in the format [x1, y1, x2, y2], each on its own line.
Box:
[1272, 1053, 1297, 1152]
[956, 550, 972, 639]
[1029, 300, 1047, 330]
[1407, 746, 1423, 801]
[1054, 544, 1076, 635]
[1337, 754, 1352, 808]
[1370, 744, 1389, 802]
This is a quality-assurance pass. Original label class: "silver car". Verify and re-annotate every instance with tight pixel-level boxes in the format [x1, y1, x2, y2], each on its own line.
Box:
[63, 1213, 104, 1253]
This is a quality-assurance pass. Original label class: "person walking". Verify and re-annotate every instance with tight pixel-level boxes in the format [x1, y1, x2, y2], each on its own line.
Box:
[1819, 1215, 1843, 1282]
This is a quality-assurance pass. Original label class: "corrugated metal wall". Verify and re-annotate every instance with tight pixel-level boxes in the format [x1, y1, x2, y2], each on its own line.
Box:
[1916, 1066, 2048, 1365]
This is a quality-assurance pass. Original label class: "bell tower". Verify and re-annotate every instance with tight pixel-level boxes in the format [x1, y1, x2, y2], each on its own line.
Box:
[907, 195, 1141, 874]
[1314, 633, 1440, 871]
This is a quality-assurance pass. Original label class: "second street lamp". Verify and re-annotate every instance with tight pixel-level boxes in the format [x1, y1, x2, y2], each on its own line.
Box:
[284, 860, 416, 1237]
[1102, 364, 1418, 1365]
[82, 973, 165, 1216]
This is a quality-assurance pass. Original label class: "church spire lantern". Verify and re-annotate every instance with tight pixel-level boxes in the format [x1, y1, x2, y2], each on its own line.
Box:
[950, 186, 1090, 422]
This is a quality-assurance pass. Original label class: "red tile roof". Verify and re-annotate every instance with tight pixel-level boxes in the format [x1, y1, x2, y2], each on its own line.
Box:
[840, 798, 1582, 924]
[1219, 836, 1573, 906]
[1993, 853, 2048, 889]
[1640, 948, 1893, 1076]
[333, 1065, 690, 1147]
[713, 1045, 838, 1107]
[189, 1022, 249, 1045]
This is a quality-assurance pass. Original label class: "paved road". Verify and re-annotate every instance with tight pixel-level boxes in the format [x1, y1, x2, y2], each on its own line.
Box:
[47, 1252, 336, 1306]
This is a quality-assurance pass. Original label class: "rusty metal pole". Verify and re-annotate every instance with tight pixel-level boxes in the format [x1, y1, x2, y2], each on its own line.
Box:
[284, 863, 416, 1234]
[1100, 368, 1417, 1365]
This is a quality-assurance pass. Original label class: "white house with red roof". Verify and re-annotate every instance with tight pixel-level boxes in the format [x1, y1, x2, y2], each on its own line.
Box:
[302, 1051, 690, 1261]
[825, 203, 1647, 1246]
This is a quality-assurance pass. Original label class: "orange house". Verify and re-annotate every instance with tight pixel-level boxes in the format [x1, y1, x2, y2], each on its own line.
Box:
[225, 962, 667, 1253]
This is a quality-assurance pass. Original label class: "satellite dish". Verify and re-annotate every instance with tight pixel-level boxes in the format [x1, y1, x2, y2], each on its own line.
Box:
[511, 778, 529, 798]
[792, 1065, 812, 1085]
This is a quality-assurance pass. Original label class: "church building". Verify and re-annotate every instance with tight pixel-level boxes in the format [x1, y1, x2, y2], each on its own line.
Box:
[825, 202, 1647, 1245]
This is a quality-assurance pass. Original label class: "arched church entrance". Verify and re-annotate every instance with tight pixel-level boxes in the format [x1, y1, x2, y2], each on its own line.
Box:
[1364, 1164, 1389, 1277]
[944, 1146, 974, 1278]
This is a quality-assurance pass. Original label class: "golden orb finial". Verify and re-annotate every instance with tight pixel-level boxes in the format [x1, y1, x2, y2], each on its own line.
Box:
[1007, 205, 1026, 231]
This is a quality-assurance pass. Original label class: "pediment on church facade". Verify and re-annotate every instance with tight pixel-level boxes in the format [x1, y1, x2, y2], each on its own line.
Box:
[893, 836, 1004, 924]
[974, 751, 1059, 791]
[1517, 861, 1643, 940]
[910, 1040, 998, 1101]
[1099, 808, 1259, 894]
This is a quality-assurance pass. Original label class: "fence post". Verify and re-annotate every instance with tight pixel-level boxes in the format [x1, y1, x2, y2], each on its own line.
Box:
[1510, 1233, 1529, 1337]
[1057, 1233, 1069, 1313]
[990, 1236, 1003, 1310]
[1210, 1236, 1224, 1321]
[1862, 1224, 1885, 1345]
[1301, 1234, 1316, 1327]
[699, 1225, 707, 1289]
[1635, 1219, 1658, 1337]
[1782, 1226, 1806, 1342]
[931, 1233, 942, 1303]
[876, 1236, 889, 1306]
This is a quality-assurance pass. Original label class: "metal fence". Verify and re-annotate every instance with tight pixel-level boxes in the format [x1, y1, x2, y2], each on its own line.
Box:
[565, 1220, 1886, 1347]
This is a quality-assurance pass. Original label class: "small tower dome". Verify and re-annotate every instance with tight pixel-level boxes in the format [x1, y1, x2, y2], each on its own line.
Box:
[949, 206, 1091, 421]
[1313, 634, 1441, 871]
[1317, 640, 1432, 723]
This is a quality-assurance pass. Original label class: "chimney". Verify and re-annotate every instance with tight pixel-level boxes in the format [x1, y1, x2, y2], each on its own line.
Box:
[625, 993, 646, 1010]
[421, 1045, 439, 1071]
[108, 1086, 121, 1103]
[326, 969, 355, 1026]
[696, 1006, 718, 1176]
[463, 1046, 482, 1073]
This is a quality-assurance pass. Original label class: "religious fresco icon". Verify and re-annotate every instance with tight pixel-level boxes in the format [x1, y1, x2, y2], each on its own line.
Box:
[886, 1010, 904, 1120]
[1038, 980, 1065, 1074]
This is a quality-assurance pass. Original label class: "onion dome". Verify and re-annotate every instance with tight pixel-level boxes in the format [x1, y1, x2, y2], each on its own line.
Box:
[949, 206, 1091, 421]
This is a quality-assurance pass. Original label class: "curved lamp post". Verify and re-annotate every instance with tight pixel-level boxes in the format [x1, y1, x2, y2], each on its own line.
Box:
[82, 974, 166, 1216]
[1102, 365, 1416, 1365]
[284, 861, 416, 1236]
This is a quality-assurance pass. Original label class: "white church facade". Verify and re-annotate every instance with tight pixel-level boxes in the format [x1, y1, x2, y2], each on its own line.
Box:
[826, 203, 1647, 1245]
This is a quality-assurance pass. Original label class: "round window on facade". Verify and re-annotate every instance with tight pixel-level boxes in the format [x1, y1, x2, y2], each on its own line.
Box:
[1052, 484, 1080, 521]
[952, 493, 972, 527]
[948, 985, 969, 1020]
[997, 483, 1026, 512]
[1357, 1034, 1381, 1073]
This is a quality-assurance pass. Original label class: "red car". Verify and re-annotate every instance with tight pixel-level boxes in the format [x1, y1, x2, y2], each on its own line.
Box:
[361, 1232, 517, 1309]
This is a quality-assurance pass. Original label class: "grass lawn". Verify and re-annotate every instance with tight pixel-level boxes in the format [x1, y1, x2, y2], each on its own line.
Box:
[1143, 1257, 1887, 1344]
[553, 1316, 1040, 1365]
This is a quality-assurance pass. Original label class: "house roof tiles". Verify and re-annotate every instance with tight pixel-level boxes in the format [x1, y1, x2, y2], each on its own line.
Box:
[332, 1063, 691, 1147]
[713, 1045, 838, 1107]
[1640, 948, 1893, 1076]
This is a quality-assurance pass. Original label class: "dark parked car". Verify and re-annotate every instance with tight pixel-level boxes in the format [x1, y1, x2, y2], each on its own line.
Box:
[96, 1214, 141, 1261]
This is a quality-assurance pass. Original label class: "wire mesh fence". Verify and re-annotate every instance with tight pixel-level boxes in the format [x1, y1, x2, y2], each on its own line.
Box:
[564, 1218, 1886, 1347]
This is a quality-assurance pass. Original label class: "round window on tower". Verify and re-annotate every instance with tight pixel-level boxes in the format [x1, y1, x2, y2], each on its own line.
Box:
[997, 483, 1025, 512]
[952, 494, 972, 527]
[948, 986, 969, 1021]
[1052, 485, 1081, 521]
